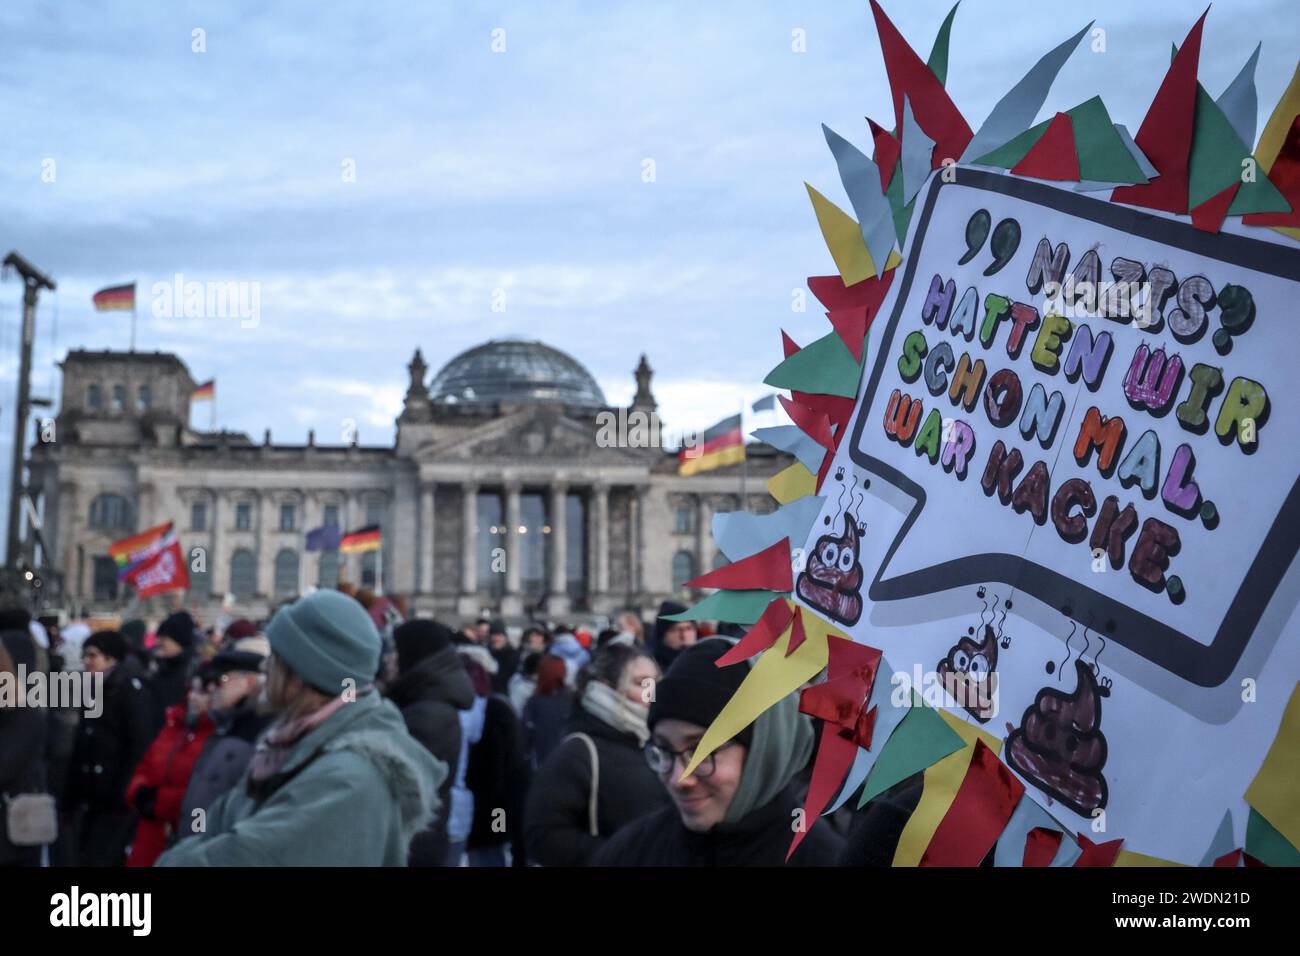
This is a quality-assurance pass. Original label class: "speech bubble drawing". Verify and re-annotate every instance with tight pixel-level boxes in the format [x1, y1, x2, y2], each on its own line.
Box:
[844, 168, 1300, 689]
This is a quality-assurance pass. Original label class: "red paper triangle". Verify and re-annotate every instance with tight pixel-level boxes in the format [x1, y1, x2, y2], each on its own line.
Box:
[1073, 833, 1125, 867]
[853, 704, 878, 749]
[787, 722, 858, 860]
[869, 0, 972, 165]
[828, 307, 869, 362]
[868, 117, 901, 189]
[779, 395, 835, 450]
[1024, 827, 1065, 867]
[1110, 9, 1209, 214]
[1011, 112, 1081, 181]
[807, 269, 895, 314]
[785, 605, 808, 656]
[799, 675, 869, 726]
[921, 740, 1026, 866]
[1191, 181, 1239, 233]
[715, 598, 795, 667]
[781, 329, 801, 359]
[1244, 115, 1300, 227]
[1213, 848, 1244, 867]
[684, 537, 792, 592]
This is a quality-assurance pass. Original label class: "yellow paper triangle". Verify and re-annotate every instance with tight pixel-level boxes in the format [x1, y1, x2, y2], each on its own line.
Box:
[1253, 61, 1300, 242]
[891, 710, 1003, 867]
[680, 603, 830, 779]
[768, 462, 817, 503]
[806, 183, 879, 284]
[1115, 849, 1185, 867]
[1244, 681, 1300, 852]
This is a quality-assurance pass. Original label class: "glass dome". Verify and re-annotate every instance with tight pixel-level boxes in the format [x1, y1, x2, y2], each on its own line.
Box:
[429, 339, 607, 408]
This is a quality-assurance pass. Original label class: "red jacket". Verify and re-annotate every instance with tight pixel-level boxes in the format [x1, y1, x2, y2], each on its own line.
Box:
[125, 703, 214, 867]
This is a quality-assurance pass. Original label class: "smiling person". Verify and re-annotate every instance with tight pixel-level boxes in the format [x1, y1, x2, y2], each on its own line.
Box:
[591, 639, 842, 866]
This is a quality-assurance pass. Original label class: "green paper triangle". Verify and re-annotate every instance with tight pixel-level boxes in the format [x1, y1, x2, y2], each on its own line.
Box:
[856, 697, 966, 808]
[927, 3, 959, 87]
[886, 156, 915, 245]
[1066, 96, 1147, 184]
[976, 97, 1147, 186]
[1189, 84, 1290, 214]
[661, 589, 784, 626]
[1245, 807, 1300, 867]
[764, 329, 863, 399]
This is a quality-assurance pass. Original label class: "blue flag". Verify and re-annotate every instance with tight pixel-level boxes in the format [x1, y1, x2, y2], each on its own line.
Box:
[305, 524, 341, 552]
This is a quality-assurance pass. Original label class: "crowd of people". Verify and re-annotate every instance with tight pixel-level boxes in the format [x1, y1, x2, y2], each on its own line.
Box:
[0, 588, 920, 867]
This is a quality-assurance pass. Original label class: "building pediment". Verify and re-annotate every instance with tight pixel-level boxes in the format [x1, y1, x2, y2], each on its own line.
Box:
[422, 407, 647, 463]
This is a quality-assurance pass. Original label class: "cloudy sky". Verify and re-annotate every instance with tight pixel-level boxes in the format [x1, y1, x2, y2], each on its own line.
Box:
[0, 0, 1296, 545]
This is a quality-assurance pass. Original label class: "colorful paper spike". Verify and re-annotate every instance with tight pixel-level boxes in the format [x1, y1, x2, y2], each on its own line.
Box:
[715, 597, 795, 667]
[684, 537, 793, 593]
[1010, 111, 1081, 181]
[920, 739, 1025, 866]
[1110, 9, 1209, 214]
[926, 3, 960, 87]
[765, 330, 863, 399]
[660, 588, 785, 626]
[823, 124, 899, 274]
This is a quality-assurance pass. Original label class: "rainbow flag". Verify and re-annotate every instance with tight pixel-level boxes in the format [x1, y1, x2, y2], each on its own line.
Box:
[192, 380, 215, 401]
[678, 412, 745, 476]
[340, 525, 382, 554]
[93, 282, 136, 312]
[108, 522, 174, 580]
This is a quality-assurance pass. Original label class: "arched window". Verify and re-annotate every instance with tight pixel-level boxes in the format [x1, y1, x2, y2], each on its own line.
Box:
[671, 550, 696, 593]
[230, 548, 256, 600]
[88, 494, 133, 531]
[274, 549, 299, 598]
[318, 550, 340, 588]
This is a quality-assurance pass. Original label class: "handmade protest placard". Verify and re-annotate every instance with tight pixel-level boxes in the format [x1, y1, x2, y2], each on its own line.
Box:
[798, 165, 1300, 863]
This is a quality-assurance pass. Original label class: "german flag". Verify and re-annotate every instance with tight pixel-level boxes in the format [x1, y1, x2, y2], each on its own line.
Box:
[678, 412, 745, 476]
[340, 525, 382, 554]
[93, 282, 136, 312]
[192, 380, 215, 401]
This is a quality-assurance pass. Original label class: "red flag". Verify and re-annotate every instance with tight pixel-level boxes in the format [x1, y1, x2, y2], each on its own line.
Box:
[125, 540, 190, 598]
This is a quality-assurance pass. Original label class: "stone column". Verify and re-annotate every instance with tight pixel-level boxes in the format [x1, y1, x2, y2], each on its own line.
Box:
[591, 483, 609, 601]
[209, 489, 223, 600]
[695, 494, 713, 578]
[419, 482, 436, 595]
[630, 485, 645, 598]
[58, 481, 78, 601]
[548, 482, 569, 615]
[502, 482, 523, 616]
[255, 491, 271, 599]
[460, 482, 478, 600]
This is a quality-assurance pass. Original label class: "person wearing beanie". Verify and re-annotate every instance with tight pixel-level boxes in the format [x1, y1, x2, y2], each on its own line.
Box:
[146, 611, 199, 733]
[650, 601, 697, 673]
[156, 590, 447, 867]
[222, 618, 258, 644]
[524, 644, 670, 866]
[66, 631, 154, 866]
[591, 639, 843, 866]
[175, 635, 275, 847]
[485, 619, 517, 695]
[385, 619, 476, 866]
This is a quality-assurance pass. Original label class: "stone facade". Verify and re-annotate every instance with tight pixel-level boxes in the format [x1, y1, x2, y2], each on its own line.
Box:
[26, 344, 792, 625]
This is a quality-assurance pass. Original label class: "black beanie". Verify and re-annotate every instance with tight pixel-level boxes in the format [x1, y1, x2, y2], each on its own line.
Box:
[394, 619, 455, 672]
[654, 600, 688, 646]
[649, 639, 754, 748]
[84, 629, 129, 664]
[157, 611, 197, 649]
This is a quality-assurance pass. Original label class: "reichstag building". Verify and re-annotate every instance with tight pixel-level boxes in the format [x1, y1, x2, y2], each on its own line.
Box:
[26, 340, 789, 622]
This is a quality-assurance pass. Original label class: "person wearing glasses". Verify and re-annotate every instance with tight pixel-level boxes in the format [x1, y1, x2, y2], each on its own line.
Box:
[174, 636, 274, 846]
[591, 639, 843, 866]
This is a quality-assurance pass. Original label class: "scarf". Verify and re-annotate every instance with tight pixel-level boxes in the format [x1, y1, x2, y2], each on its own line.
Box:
[722, 676, 813, 824]
[248, 695, 348, 784]
[581, 680, 651, 746]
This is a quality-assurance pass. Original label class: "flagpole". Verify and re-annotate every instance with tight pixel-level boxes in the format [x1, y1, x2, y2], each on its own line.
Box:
[130, 284, 137, 353]
[376, 543, 384, 596]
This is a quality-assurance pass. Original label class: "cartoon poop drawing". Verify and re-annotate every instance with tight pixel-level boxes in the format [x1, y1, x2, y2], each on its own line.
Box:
[1005, 658, 1109, 816]
[936, 623, 999, 723]
[796, 513, 864, 626]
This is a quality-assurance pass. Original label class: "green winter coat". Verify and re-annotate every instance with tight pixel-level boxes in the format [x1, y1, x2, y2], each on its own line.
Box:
[157, 691, 446, 867]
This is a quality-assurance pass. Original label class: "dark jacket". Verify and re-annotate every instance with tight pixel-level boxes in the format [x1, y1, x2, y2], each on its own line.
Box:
[177, 699, 273, 843]
[522, 689, 573, 768]
[66, 656, 155, 814]
[523, 706, 669, 866]
[386, 646, 475, 866]
[835, 773, 924, 867]
[145, 651, 196, 733]
[0, 630, 48, 865]
[488, 645, 519, 695]
[591, 781, 843, 866]
[466, 694, 530, 858]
